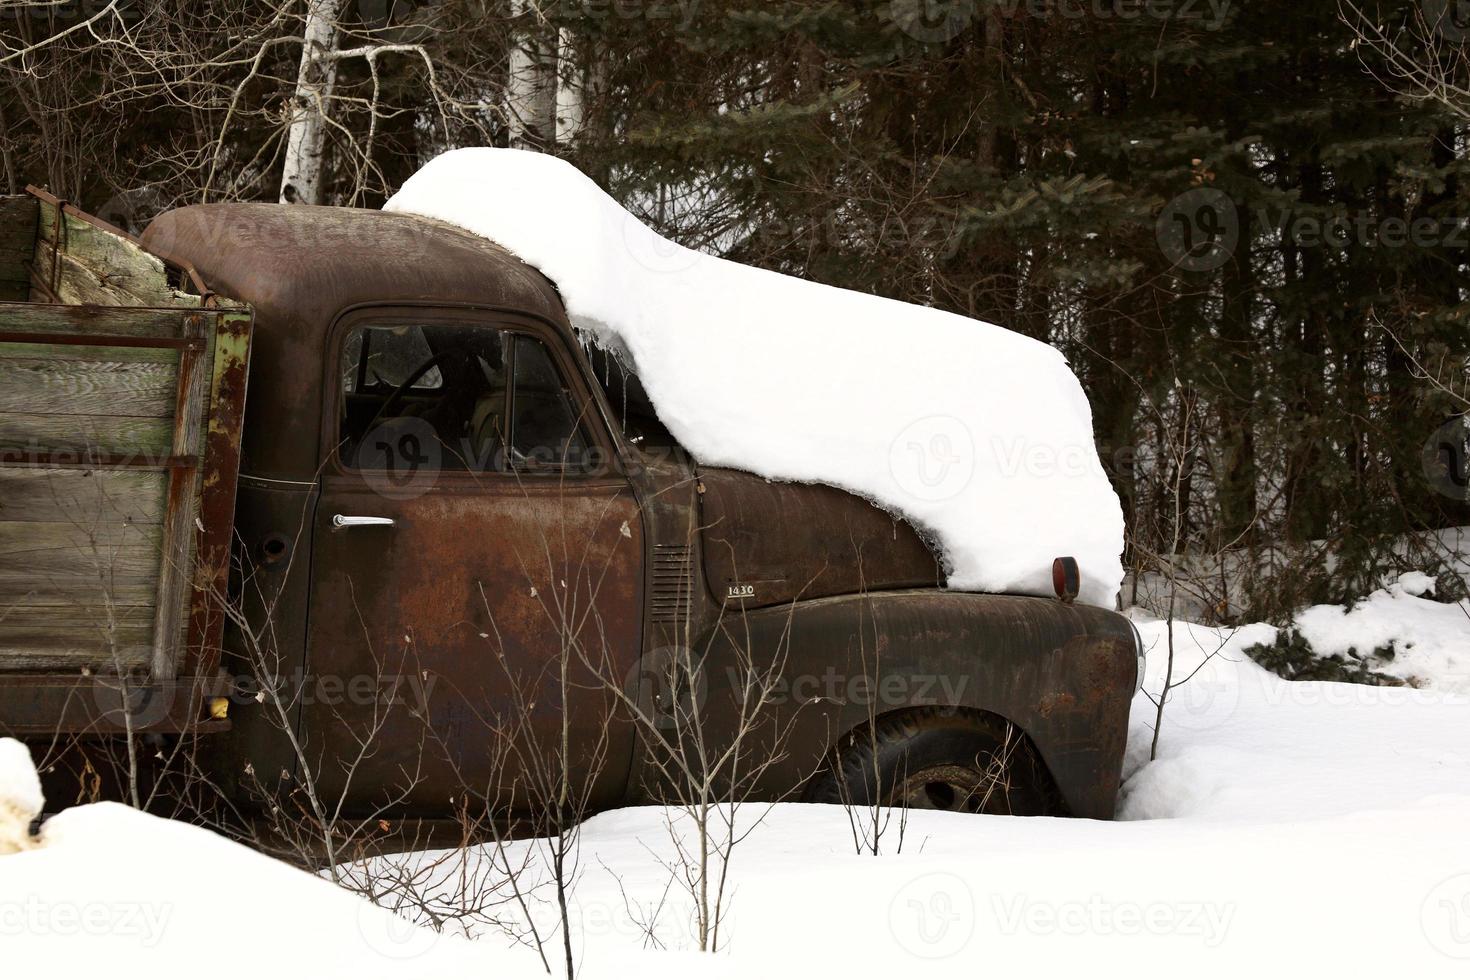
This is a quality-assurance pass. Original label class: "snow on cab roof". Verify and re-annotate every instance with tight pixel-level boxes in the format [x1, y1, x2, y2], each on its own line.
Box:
[386, 148, 1125, 607]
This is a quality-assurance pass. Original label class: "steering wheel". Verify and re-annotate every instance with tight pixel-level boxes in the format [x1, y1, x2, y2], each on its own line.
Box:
[364, 351, 461, 436]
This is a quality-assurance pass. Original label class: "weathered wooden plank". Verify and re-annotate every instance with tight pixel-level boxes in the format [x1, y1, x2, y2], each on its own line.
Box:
[35, 197, 145, 256]
[0, 602, 154, 626]
[0, 577, 157, 605]
[0, 623, 152, 672]
[0, 468, 167, 524]
[34, 203, 177, 308]
[0, 301, 201, 339]
[0, 411, 173, 455]
[0, 340, 177, 363]
[0, 354, 177, 418]
[32, 240, 157, 307]
[22, 189, 249, 312]
[0, 521, 159, 633]
[0, 622, 153, 645]
[0, 521, 160, 557]
[0, 605, 156, 672]
[0, 573, 157, 619]
[0, 539, 159, 581]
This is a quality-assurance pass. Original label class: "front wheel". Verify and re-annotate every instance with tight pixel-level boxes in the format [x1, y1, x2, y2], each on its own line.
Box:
[804, 708, 1061, 816]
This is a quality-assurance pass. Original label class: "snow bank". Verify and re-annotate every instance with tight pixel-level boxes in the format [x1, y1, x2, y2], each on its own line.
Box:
[363, 798, 1470, 976]
[1121, 613, 1470, 820]
[0, 737, 42, 853]
[2, 739, 529, 977]
[1290, 571, 1470, 693]
[0, 740, 578, 978]
[4, 801, 539, 978]
[385, 149, 1125, 606]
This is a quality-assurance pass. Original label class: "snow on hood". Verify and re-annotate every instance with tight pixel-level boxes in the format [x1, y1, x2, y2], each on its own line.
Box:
[385, 148, 1125, 606]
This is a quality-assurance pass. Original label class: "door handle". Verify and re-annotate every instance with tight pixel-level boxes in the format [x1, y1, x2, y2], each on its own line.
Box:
[332, 514, 396, 530]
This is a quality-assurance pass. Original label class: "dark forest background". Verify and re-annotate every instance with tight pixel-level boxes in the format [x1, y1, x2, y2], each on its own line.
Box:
[3, 0, 1467, 621]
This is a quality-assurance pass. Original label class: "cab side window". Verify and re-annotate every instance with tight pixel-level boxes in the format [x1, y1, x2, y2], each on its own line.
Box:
[339, 323, 509, 474]
[341, 325, 443, 394]
[337, 322, 595, 478]
[509, 334, 591, 472]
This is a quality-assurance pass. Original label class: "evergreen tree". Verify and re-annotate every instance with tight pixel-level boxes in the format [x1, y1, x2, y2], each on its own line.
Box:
[554, 0, 1469, 616]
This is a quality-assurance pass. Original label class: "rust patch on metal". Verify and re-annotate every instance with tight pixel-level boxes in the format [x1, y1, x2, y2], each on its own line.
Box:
[184, 311, 253, 677]
[1037, 691, 1078, 718]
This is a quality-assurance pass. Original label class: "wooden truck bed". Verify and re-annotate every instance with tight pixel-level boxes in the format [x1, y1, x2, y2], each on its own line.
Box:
[0, 188, 251, 735]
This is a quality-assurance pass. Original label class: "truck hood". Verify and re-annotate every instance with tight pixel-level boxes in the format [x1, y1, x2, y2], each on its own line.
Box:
[697, 468, 942, 608]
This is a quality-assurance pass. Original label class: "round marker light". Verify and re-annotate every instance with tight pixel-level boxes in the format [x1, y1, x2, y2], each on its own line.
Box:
[1052, 556, 1080, 605]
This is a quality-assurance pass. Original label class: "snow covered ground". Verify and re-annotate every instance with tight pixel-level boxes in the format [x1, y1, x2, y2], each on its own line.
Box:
[1, 800, 550, 978]
[1122, 614, 1469, 820]
[4, 608, 1468, 976]
[1290, 571, 1470, 694]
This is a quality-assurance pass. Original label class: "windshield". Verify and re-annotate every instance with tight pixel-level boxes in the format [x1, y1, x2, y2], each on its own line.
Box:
[584, 343, 681, 453]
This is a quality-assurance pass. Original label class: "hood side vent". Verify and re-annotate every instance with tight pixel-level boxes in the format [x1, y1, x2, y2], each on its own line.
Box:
[650, 544, 693, 625]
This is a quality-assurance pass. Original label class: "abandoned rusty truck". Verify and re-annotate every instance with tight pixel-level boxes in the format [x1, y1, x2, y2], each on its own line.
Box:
[0, 189, 1142, 826]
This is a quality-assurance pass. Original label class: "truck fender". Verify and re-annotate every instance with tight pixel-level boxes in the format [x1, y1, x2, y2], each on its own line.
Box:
[684, 590, 1138, 819]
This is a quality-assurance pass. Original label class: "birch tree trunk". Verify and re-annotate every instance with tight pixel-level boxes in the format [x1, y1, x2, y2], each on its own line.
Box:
[280, 0, 344, 204]
[554, 28, 587, 146]
[505, 0, 558, 150]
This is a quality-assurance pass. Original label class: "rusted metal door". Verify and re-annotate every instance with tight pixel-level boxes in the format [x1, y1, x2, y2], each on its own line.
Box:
[301, 308, 644, 815]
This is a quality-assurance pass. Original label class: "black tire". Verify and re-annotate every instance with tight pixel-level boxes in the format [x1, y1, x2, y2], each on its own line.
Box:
[804, 707, 1062, 816]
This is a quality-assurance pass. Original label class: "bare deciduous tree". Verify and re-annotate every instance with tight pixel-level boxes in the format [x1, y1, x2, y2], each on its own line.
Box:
[280, 0, 345, 203]
[1341, 0, 1470, 120]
